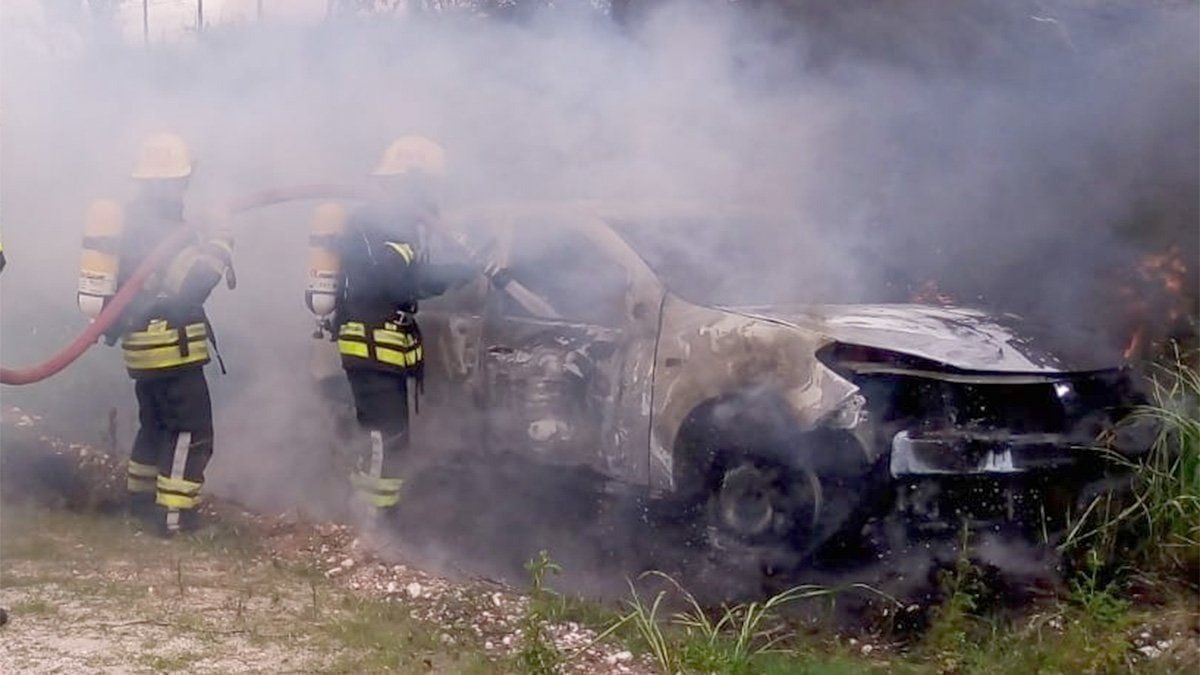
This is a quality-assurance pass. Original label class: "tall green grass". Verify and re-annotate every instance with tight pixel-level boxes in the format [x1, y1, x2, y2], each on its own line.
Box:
[609, 571, 852, 674]
[1065, 354, 1200, 575]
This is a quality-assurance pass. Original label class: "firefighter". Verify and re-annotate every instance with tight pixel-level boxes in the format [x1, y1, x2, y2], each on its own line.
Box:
[313, 135, 472, 520]
[79, 132, 235, 536]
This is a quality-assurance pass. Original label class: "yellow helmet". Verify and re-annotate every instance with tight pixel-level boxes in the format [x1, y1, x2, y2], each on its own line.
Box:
[372, 135, 446, 177]
[131, 132, 192, 179]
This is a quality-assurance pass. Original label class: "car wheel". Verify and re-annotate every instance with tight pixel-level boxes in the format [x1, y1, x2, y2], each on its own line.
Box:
[708, 457, 823, 547]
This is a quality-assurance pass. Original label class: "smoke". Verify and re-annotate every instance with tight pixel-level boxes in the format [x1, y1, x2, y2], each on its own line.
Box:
[1, 1, 1196, 597]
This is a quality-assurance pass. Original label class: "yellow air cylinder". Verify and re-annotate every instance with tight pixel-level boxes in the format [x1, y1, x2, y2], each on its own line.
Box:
[306, 202, 347, 317]
[78, 199, 125, 318]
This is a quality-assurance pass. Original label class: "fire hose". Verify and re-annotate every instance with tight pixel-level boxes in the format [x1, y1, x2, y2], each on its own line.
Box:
[0, 184, 369, 386]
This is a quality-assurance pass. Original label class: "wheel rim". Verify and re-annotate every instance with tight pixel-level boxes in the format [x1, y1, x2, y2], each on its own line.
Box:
[715, 461, 823, 541]
[716, 464, 778, 537]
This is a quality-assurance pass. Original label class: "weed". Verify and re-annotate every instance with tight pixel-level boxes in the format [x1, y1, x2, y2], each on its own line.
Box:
[920, 528, 984, 664]
[1068, 549, 1130, 626]
[516, 550, 564, 675]
[612, 571, 843, 674]
[618, 578, 677, 674]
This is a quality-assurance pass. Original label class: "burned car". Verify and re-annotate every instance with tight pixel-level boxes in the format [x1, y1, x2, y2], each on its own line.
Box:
[409, 203, 1153, 556]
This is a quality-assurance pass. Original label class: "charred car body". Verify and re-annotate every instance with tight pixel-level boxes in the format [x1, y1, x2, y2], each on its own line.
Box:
[408, 203, 1154, 558]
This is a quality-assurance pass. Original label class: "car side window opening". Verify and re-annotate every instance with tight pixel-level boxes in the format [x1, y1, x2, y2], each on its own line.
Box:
[503, 224, 630, 327]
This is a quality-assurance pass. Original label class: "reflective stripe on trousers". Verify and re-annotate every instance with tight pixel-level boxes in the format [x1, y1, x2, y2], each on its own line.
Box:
[351, 430, 403, 508]
[127, 460, 157, 494]
[158, 431, 203, 530]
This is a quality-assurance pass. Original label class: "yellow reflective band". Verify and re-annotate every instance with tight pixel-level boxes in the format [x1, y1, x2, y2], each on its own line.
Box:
[384, 241, 414, 264]
[338, 339, 369, 359]
[157, 492, 200, 509]
[350, 472, 402, 508]
[157, 476, 202, 495]
[376, 345, 422, 367]
[363, 491, 400, 507]
[123, 341, 209, 370]
[128, 461, 158, 478]
[373, 328, 417, 349]
[127, 476, 156, 493]
[157, 475, 202, 509]
[339, 322, 366, 338]
[351, 472, 404, 492]
[123, 323, 207, 348]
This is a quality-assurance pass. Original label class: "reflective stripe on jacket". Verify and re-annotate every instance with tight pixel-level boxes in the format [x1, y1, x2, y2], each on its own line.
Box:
[122, 319, 209, 374]
[337, 319, 422, 372]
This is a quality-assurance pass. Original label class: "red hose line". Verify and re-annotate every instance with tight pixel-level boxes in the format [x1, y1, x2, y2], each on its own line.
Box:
[0, 184, 368, 386]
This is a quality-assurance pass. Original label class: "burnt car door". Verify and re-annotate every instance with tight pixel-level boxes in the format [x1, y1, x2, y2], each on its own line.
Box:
[479, 215, 661, 484]
[406, 222, 491, 458]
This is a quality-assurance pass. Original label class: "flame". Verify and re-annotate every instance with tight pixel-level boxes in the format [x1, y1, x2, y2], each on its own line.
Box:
[910, 279, 955, 306]
[1121, 245, 1192, 361]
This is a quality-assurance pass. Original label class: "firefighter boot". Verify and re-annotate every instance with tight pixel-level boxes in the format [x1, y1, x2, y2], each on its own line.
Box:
[158, 508, 203, 538]
[128, 491, 158, 530]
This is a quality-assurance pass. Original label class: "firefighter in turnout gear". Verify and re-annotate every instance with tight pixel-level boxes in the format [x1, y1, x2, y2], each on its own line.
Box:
[313, 136, 472, 518]
[80, 132, 235, 536]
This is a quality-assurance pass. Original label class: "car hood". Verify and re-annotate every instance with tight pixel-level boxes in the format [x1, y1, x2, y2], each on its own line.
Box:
[724, 304, 1123, 374]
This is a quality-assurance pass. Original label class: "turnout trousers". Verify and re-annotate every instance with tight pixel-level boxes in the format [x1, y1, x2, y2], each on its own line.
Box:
[345, 368, 409, 509]
[125, 367, 213, 533]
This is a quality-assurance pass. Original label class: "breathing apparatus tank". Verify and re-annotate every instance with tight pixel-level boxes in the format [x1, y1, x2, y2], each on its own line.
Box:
[306, 203, 347, 332]
[78, 199, 125, 318]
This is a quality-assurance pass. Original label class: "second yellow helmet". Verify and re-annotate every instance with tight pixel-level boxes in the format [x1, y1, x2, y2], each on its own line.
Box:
[372, 135, 446, 178]
[131, 132, 192, 179]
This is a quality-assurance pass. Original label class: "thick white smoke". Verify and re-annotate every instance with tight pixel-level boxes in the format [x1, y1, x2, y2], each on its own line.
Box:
[1, 1, 1196, 585]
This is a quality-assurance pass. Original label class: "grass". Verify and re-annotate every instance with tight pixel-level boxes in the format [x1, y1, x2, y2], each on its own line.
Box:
[608, 571, 849, 675]
[1064, 352, 1200, 575]
[320, 595, 492, 673]
[7, 598, 58, 616]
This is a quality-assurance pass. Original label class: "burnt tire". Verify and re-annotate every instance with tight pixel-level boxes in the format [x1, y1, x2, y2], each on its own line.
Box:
[708, 458, 823, 547]
[672, 395, 874, 561]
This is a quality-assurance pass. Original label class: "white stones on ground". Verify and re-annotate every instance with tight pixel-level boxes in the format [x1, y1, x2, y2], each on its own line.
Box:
[604, 651, 633, 665]
[861, 644, 874, 655]
[492, 592, 504, 608]
[406, 582, 422, 599]
[340, 558, 354, 569]
[386, 581, 397, 594]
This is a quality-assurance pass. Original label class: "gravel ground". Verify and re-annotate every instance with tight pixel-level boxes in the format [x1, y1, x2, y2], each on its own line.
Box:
[0, 406, 655, 674]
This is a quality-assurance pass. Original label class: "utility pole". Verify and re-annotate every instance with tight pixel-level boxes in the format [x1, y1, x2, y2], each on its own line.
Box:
[197, 0, 204, 33]
[142, 0, 149, 45]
